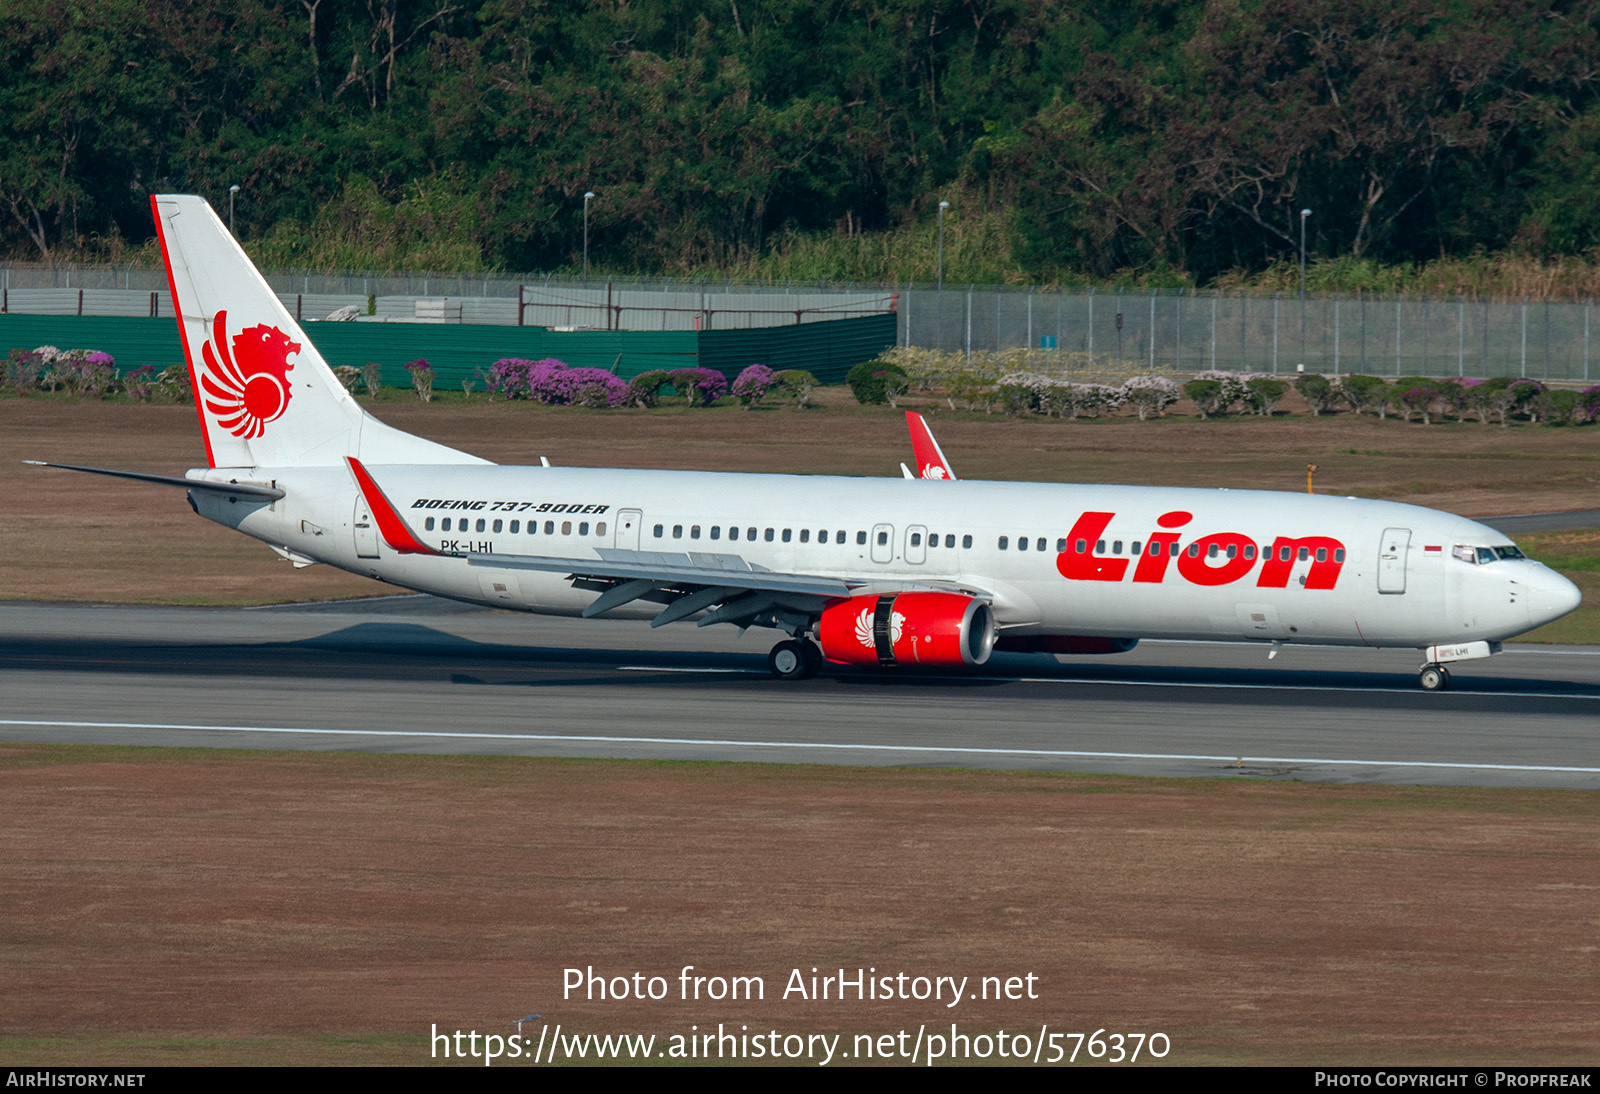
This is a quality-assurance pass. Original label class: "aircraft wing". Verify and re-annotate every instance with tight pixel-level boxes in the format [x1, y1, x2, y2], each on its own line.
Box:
[465, 548, 987, 630]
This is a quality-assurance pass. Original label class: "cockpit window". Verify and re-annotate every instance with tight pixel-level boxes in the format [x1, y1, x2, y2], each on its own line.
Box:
[1455, 544, 1527, 565]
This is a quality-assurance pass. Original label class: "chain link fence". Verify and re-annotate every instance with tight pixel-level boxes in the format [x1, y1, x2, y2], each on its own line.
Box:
[898, 286, 1597, 382]
[4, 262, 1595, 381]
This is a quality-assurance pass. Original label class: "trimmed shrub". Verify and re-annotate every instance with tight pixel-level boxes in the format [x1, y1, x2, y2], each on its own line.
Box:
[1120, 376, 1181, 420]
[731, 364, 777, 408]
[122, 365, 157, 402]
[623, 370, 673, 408]
[1338, 374, 1391, 417]
[1535, 387, 1582, 425]
[1294, 373, 1336, 416]
[5, 349, 45, 393]
[1243, 377, 1289, 416]
[668, 367, 728, 407]
[1183, 379, 1227, 419]
[404, 359, 436, 402]
[847, 359, 909, 405]
[156, 364, 192, 402]
[773, 369, 818, 408]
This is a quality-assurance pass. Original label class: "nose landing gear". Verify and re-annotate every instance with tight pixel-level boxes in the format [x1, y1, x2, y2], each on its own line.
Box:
[1418, 663, 1451, 691]
[769, 639, 823, 680]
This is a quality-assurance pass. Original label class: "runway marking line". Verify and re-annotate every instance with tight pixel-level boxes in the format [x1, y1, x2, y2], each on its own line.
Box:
[3, 718, 1598, 776]
[619, 665, 1599, 701]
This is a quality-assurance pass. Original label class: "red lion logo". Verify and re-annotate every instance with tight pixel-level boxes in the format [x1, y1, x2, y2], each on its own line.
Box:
[199, 310, 299, 439]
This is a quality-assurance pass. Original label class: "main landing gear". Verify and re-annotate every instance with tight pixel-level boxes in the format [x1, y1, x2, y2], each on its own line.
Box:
[1418, 663, 1451, 691]
[768, 639, 823, 680]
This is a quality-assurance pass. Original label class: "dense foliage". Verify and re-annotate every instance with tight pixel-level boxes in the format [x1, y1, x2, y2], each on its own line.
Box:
[6, 1, 1600, 285]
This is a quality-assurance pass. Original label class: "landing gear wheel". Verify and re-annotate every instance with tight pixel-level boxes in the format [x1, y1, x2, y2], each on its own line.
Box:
[1419, 664, 1450, 691]
[797, 639, 823, 679]
[769, 640, 809, 680]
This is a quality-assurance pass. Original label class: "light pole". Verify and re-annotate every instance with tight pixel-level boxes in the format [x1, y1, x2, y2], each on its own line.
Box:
[583, 191, 595, 282]
[1299, 207, 1311, 370]
[1299, 208, 1311, 299]
[229, 185, 240, 236]
[937, 200, 950, 290]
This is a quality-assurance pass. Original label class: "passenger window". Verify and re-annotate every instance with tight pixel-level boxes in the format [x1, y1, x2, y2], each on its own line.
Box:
[749, 528, 757, 540]
[1096, 539, 1106, 553]
[653, 524, 663, 538]
[1298, 547, 1309, 561]
[493, 519, 503, 533]
[1315, 547, 1327, 562]
[1225, 545, 1236, 559]
[561, 521, 572, 535]
[1244, 545, 1254, 560]
[1169, 542, 1180, 557]
[729, 526, 739, 541]
[1056, 538, 1067, 552]
[691, 525, 701, 539]
[765, 528, 775, 542]
[877, 531, 888, 546]
[946, 534, 956, 548]
[1335, 549, 1346, 562]
[1279, 546, 1291, 561]
[1017, 536, 1026, 551]
[962, 535, 972, 549]
[857, 531, 867, 545]
[425, 517, 435, 531]
[1112, 540, 1122, 555]
[800, 529, 810, 543]
[710, 526, 721, 540]
[819, 530, 829, 544]
[1187, 544, 1200, 557]
[1208, 544, 1219, 558]
[910, 532, 921, 547]
[476, 518, 487, 533]
[545, 521, 555, 534]
[1075, 539, 1087, 553]
[596, 522, 606, 536]
[1037, 537, 1046, 552]
[836, 530, 845, 543]
[999, 536, 1009, 550]
[579, 521, 589, 535]
[442, 517, 452, 531]
[673, 524, 683, 539]
[783, 529, 792, 542]
[1131, 541, 1141, 555]
[510, 520, 520, 533]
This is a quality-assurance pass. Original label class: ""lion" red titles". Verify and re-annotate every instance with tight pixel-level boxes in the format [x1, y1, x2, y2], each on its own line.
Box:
[1055, 511, 1346, 590]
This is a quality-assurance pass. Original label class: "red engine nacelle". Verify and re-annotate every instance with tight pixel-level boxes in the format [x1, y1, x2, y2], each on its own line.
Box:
[818, 592, 997, 668]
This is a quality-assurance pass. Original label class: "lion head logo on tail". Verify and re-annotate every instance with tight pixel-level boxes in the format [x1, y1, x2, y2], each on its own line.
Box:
[199, 310, 299, 439]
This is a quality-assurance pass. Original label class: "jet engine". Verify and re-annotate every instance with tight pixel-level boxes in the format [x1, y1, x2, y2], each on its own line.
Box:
[818, 592, 996, 668]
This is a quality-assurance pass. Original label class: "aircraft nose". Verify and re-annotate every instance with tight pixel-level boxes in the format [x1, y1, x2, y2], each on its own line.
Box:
[1527, 568, 1582, 629]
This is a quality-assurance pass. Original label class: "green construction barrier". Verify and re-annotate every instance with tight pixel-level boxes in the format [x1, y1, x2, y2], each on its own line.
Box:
[0, 310, 895, 390]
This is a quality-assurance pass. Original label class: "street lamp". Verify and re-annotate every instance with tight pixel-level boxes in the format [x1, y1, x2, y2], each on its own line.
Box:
[1299, 207, 1312, 371]
[229, 185, 240, 236]
[937, 200, 950, 290]
[1299, 208, 1311, 299]
[583, 191, 596, 282]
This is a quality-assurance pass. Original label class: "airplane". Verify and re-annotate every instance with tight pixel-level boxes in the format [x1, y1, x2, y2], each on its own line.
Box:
[29, 194, 1583, 690]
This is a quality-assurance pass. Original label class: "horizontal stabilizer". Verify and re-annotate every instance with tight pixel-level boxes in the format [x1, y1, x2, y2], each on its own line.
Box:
[24, 460, 284, 500]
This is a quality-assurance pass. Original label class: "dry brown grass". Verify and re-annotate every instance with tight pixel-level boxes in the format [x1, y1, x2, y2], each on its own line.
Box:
[2, 744, 1597, 1066]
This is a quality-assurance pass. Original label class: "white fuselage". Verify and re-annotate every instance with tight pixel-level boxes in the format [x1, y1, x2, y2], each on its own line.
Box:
[188, 463, 1580, 651]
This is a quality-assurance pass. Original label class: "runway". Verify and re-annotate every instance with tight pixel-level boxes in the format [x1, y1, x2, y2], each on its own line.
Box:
[2, 597, 1596, 789]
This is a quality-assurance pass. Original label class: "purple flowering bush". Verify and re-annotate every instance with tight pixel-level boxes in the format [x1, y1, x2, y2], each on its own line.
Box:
[45, 350, 118, 397]
[487, 357, 626, 407]
[730, 364, 776, 408]
[669, 367, 728, 407]
[122, 365, 158, 402]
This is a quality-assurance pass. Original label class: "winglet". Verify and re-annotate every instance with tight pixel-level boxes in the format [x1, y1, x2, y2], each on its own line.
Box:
[906, 411, 957, 480]
[346, 457, 440, 554]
